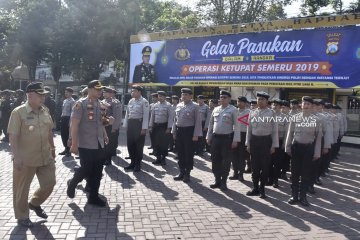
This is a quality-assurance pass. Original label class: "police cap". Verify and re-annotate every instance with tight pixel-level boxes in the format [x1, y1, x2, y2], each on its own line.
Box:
[237, 96, 248, 103]
[88, 80, 104, 89]
[65, 87, 74, 93]
[250, 99, 257, 104]
[132, 85, 144, 92]
[151, 92, 159, 97]
[324, 103, 332, 109]
[256, 91, 269, 99]
[171, 95, 179, 100]
[272, 98, 282, 105]
[313, 99, 324, 106]
[281, 100, 290, 107]
[26, 82, 49, 95]
[142, 46, 152, 56]
[302, 96, 313, 104]
[209, 99, 218, 104]
[157, 91, 166, 97]
[290, 99, 300, 104]
[220, 90, 231, 98]
[15, 89, 25, 96]
[181, 88, 192, 95]
[103, 86, 116, 93]
[197, 95, 205, 99]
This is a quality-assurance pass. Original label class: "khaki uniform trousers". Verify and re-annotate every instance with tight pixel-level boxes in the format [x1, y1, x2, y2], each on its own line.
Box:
[13, 161, 56, 219]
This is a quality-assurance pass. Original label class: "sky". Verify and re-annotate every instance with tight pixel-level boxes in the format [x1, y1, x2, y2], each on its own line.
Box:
[171, 0, 354, 18]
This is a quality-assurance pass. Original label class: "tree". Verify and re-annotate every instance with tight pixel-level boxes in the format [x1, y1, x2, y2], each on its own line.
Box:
[347, 0, 360, 12]
[196, 0, 291, 25]
[300, 0, 330, 16]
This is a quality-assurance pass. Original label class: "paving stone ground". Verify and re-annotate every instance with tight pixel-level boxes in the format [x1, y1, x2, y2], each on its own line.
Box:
[0, 130, 359, 240]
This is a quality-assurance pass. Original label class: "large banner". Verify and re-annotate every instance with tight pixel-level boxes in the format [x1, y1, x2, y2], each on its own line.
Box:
[129, 26, 360, 88]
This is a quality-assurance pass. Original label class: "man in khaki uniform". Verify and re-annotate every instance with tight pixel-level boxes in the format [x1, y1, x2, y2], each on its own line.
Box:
[8, 82, 56, 228]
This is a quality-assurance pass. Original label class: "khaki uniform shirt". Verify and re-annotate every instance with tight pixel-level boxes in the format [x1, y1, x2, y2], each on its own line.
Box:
[285, 112, 322, 158]
[206, 104, 240, 142]
[8, 102, 54, 167]
[71, 98, 105, 149]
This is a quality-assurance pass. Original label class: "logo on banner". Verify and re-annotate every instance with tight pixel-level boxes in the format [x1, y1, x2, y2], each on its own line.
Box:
[174, 44, 190, 61]
[326, 33, 342, 55]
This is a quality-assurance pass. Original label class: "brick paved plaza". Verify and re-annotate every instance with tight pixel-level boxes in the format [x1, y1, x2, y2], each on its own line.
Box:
[0, 130, 359, 240]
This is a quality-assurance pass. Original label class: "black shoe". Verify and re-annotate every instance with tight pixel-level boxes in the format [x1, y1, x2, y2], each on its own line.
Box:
[17, 218, 33, 228]
[321, 173, 326, 177]
[173, 173, 184, 181]
[152, 159, 161, 165]
[58, 150, 67, 155]
[315, 178, 322, 186]
[104, 159, 112, 166]
[67, 179, 76, 198]
[182, 174, 190, 183]
[229, 174, 239, 180]
[246, 188, 260, 196]
[88, 197, 106, 207]
[125, 156, 131, 159]
[75, 156, 80, 159]
[299, 198, 310, 207]
[244, 168, 251, 173]
[124, 164, 135, 170]
[209, 182, 221, 189]
[133, 165, 141, 172]
[147, 146, 153, 149]
[288, 197, 298, 205]
[220, 183, 228, 191]
[238, 174, 245, 182]
[280, 172, 288, 181]
[65, 152, 71, 157]
[273, 179, 279, 188]
[149, 152, 155, 155]
[29, 203, 48, 219]
[161, 158, 166, 166]
[308, 186, 315, 194]
[265, 181, 273, 186]
[84, 183, 90, 192]
[259, 187, 266, 199]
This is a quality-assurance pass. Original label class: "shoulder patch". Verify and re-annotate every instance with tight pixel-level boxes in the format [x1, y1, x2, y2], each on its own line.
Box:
[74, 102, 81, 110]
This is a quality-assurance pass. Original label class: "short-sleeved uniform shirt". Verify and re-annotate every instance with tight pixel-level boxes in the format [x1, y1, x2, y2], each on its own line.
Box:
[8, 102, 54, 167]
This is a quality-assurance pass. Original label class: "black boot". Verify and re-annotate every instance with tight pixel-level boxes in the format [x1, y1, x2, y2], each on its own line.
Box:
[210, 177, 221, 189]
[229, 173, 239, 180]
[174, 171, 185, 181]
[246, 182, 260, 196]
[259, 185, 266, 199]
[183, 171, 190, 183]
[299, 191, 310, 207]
[220, 178, 228, 191]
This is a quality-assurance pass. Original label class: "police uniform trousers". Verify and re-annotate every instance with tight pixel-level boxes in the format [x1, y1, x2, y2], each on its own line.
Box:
[70, 146, 104, 199]
[269, 139, 285, 183]
[60, 116, 71, 152]
[310, 137, 324, 186]
[176, 126, 195, 173]
[250, 135, 272, 186]
[211, 133, 234, 180]
[104, 125, 119, 162]
[153, 122, 168, 158]
[231, 132, 247, 176]
[196, 121, 206, 154]
[13, 161, 56, 219]
[127, 119, 145, 167]
[290, 142, 314, 198]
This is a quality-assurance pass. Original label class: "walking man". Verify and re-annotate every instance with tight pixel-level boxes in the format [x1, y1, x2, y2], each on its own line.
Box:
[8, 82, 56, 228]
[59, 87, 75, 157]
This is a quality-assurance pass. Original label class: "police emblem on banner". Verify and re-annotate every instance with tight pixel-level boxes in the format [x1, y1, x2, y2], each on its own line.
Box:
[174, 44, 190, 61]
[326, 33, 342, 55]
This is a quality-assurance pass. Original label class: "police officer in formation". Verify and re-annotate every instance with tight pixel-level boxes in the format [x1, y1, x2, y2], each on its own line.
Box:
[148, 92, 159, 153]
[67, 80, 109, 207]
[168, 95, 179, 152]
[102, 87, 122, 165]
[59, 87, 75, 157]
[246, 91, 279, 199]
[229, 96, 250, 182]
[149, 91, 174, 165]
[123, 85, 149, 172]
[195, 95, 210, 156]
[206, 90, 240, 191]
[285, 96, 322, 206]
[172, 88, 202, 182]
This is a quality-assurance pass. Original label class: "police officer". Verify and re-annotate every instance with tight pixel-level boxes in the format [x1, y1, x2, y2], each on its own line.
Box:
[246, 91, 279, 198]
[280, 100, 291, 180]
[172, 88, 202, 182]
[289, 99, 301, 115]
[285, 96, 322, 207]
[59, 87, 75, 157]
[148, 92, 159, 153]
[207, 90, 240, 190]
[268, 99, 288, 188]
[43, 87, 56, 123]
[11, 89, 25, 110]
[123, 85, 150, 172]
[149, 91, 174, 165]
[133, 46, 158, 83]
[230, 96, 250, 182]
[168, 95, 179, 152]
[1, 89, 12, 142]
[67, 80, 109, 207]
[8, 82, 56, 227]
[102, 87, 122, 165]
[250, 99, 258, 110]
[196, 95, 210, 156]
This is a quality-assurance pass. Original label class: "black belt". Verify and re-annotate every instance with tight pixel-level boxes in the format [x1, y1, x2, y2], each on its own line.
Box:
[213, 133, 233, 138]
[129, 118, 142, 121]
[154, 122, 167, 126]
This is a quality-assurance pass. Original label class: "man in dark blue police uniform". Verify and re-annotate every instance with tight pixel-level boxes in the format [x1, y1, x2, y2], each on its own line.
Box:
[133, 46, 158, 83]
